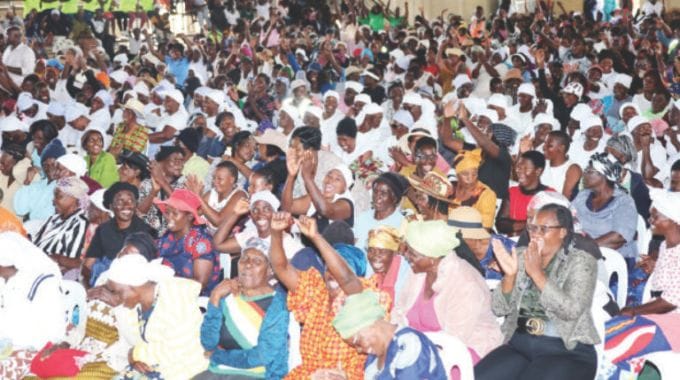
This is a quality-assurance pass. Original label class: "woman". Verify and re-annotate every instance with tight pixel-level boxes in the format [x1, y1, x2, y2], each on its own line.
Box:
[282, 155, 354, 234]
[155, 189, 220, 295]
[117, 150, 150, 189]
[0, 143, 33, 213]
[0, 232, 64, 380]
[393, 220, 503, 371]
[333, 290, 447, 379]
[572, 153, 638, 267]
[33, 176, 90, 279]
[606, 134, 652, 222]
[269, 212, 387, 379]
[109, 98, 148, 157]
[475, 204, 600, 380]
[398, 135, 443, 212]
[187, 160, 247, 235]
[197, 238, 289, 379]
[227, 131, 256, 189]
[365, 225, 412, 304]
[28, 119, 59, 170]
[354, 172, 408, 255]
[202, 111, 240, 159]
[104, 254, 208, 380]
[138, 146, 187, 234]
[604, 189, 680, 378]
[451, 149, 498, 229]
[82, 130, 119, 188]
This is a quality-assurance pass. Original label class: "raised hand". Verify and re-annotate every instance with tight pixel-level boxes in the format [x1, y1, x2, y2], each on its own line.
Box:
[185, 174, 204, 196]
[209, 279, 240, 305]
[492, 238, 518, 277]
[524, 240, 543, 280]
[296, 215, 319, 239]
[234, 198, 251, 216]
[271, 211, 293, 232]
[286, 148, 301, 175]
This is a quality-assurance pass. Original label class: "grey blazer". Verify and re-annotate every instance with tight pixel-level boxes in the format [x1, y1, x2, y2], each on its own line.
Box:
[491, 245, 601, 349]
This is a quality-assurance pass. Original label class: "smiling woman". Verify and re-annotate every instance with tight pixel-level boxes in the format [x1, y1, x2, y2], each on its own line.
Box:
[82, 130, 119, 188]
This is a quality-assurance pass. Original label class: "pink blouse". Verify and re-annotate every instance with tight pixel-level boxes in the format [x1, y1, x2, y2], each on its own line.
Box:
[406, 284, 441, 332]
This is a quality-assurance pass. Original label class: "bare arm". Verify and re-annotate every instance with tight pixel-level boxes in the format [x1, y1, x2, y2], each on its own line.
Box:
[562, 164, 582, 199]
[148, 126, 177, 144]
[270, 213, 299, 290]
[595, 231, 627, 250]
[301, 168, 351, 221]
[193, 259, 214, 289]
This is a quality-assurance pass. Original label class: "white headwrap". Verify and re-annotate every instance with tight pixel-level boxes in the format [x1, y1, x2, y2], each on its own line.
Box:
[650, 189, 680, 225]
[0, 232, 60, 276]
[106, 254, 174, 287]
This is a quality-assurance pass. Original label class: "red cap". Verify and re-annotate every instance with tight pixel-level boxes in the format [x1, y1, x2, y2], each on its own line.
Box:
[153, 189, 205, 225]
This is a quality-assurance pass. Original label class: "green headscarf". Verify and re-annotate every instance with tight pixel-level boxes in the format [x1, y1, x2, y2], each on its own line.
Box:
[332, 291, 385, 339]
[405, 220, 460, 258]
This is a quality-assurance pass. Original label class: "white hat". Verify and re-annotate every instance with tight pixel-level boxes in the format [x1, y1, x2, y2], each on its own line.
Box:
[627, 115, 649, 131]
[0, 115, 28, 132]
[123, 98, 146, 118]
[57, 153, 87, 177]
[354, 94, 371, 105]
[16, 92, 36, 111]
[249, 190, 280, 210]
[362, 70, 380, 81]
[291, 79, 308, 91]
[477, 109, 499, 124]
[133, 82, 150, 97]
[363, 103, 383, 115]
[94, 89, 113, 107]
[614, 73, 633, 89]
[570, 103, 593, 122]
[113, 53, 129, 66]
[581, 116, 603, 131]
[65, 103, 90, 123]
[355, 110, 367, 127]
[402, 92, 423, 106]
[109, 70, 128, 85]
[323, 90, 339, 101]
[165, 89, 184, 105]
[395, 55, 411, 70]
[331, 164, 354, 188]
[452, 74, 472, 90]
[254, 129, 288, 152]
[389, 49, 405, 61]
[107, 254, 174, 286]
[305, 106, 323, 120]
[650, 188, 680, 225]
[294, 48, 308, 62]
[533, 113, 560, 131]
[619, 102, 640, 119]
[392, 109, 414, 128]
[344, 81, 364, 94]
[142, 53, 162, 67]
[517, 83, 536, 97]
[562, 82, 584, 99]
[487, 94, 508, 110]
[89, 188, 111, 214]
[204, 89, 225, 105]
[46, 102, 65, 117]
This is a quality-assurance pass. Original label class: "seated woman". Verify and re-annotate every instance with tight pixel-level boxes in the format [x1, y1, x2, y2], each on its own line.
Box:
[117, 150, 150, 189]
[197, 238, 289, 379]
[82, 130, 119, 188]
[496, 150, 552, 236]
[104, 254, 208, 380]
[28, 119, 60, 171]
[365, 225, 412, 304]
[399, 135, 444, 213]
[270, 212, 389, 379]
[186, 160, 247, 235]
[282, 154, 354, 234]
[475, 204, 600, 380]
[154, 189, 220, 295]
[108, 98, 149, 157]
[226, 131, 257, 189]
[0, 143, 35, 213]
[354, 172, 408, 254]
[393, 220, 503, 374]
[33, 176, 90, 279]
[603, 190, 680, 378]
[572, 153, 638, 268]
[606, 134, 652, 223]
[0, 232, 64, 380]
[451, 149, 498, 229]
[333, 290, 447, 379]
[407, 171, 454, 222]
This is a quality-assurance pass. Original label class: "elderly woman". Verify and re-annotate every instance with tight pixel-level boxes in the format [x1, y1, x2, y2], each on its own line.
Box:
[365, 225, 412, 304]
[572, 153, 638, 267]
[0, 143, 33, 213]
[33, 176, 90, 278]
[155, 189, 220, 295]
[109, 98, 148, 157]
[270, 212, 388, 379]
[606, 134, 652, 222]
[451, 149, 498, 229]
[0, 232, 65, 380]
[604, 190, 680, 378]
[475, 204, 600, 380]
[333, 290, 447, 379]
[393, 220, 503, 373]
[282, 154, 355, 233]
[104, 254, 208, 380]
[197, 238, 289, 380]
[82, 130, 119, 188]
[138, 146, 187, 234]
[117, 150, 150, 189]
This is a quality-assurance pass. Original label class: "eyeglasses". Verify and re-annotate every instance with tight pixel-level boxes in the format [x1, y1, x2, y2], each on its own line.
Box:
[527, 224, 563, 235]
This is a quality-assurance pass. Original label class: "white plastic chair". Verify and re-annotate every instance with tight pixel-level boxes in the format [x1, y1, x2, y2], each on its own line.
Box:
[641, 275, 654, 304]
[219, 253, 232, 279]
[61, 280, 87, 332]
[600, 247, 628, 308]
[424, 332, 474, 380]
[636, 215, 651, 256]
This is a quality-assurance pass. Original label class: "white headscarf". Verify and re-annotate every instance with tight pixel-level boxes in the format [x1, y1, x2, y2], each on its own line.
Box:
[650, 189, 680, 225]
[0, 231, 60, 277]
[106, 254, 174, 287]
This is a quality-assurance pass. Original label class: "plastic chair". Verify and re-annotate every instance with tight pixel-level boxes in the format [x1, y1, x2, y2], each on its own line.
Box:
[636, 215, 651, 256]
[600, 247, 628, 308]
[61, 280, 87, 332]
[641, 276, 654, 304]
[424, 332, 474, 380]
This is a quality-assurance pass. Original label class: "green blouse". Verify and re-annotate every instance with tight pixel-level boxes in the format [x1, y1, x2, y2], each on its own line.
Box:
[86, 152, 120, 188]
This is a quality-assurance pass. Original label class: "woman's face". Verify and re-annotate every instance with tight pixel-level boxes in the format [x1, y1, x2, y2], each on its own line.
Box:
[621, 106, 638, 123]
[164, 97, 180, 114]
[414, 146, 437, 175]
[324, 96, 338, 115]
[213, 167, 235, 194]
[535, 125, 551, 146]
[465, 238, 490, 259]
[403, 243, 434, 273]
[345, 325, 380, 356]
[105, 280, 139, 309]
[237, 248, 271, 290]
[649, 207, 674, 236]
[122, 108, 135, 123]
[161, 152, 184, 178]
[582, 167, 605, 189]
[322, 169, 347, 197]
[542, 135, 561, 161]
[372, 182, 397, 213]
[337, 135, 356, 154]
[457, 168, 479, 187]
[367, 247, 395, 275]
[53, 188, 79, 217]
[248, 173, 272, 194]
[250, 200, 274, 235]
[112, 190, 136, 223]
[85, 132, 104, 156]
[652, 93, 670, 113]
[236, 137, 256, 162]
[91, 96, 104, 113]
[279, 111, 293, 129]
[528, 210, 566, 256]
[165, 205, 193, 233]
[584, 125, 603, 142]
[0, 152, 16, 176]
[118, 162, 142, 183]
[516, 158, 541, 188]
[219, 116, 237, 140]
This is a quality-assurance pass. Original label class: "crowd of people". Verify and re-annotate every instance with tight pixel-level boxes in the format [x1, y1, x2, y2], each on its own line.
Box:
[1, 0, 680, 378]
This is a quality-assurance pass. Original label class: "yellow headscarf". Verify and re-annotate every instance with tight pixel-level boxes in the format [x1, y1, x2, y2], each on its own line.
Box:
[367, 226, 401, 251]
[454, 148, 483, 173]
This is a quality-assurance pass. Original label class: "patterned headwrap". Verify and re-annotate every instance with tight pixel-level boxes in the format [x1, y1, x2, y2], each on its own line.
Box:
[453, 148, 483, 172]
[527, 190, 582, 233]
[332, 290, 385, 339]
[490, 123, 517, 148]
[367, 226, 401, 251]
[56, 176, 90, 209]
[588, 152, 623, 184]
[606, 134, 637, 167]
[243, 237, 271, 259]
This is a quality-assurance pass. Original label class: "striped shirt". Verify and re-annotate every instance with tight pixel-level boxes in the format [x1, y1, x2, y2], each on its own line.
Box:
[33, 210, 89, 259]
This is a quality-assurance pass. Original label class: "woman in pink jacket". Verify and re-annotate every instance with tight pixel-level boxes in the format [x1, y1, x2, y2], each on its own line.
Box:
[391, 220, 503, 377]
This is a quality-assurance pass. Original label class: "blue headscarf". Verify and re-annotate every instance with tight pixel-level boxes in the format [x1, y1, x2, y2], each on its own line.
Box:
[333, 243, 367, 277]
